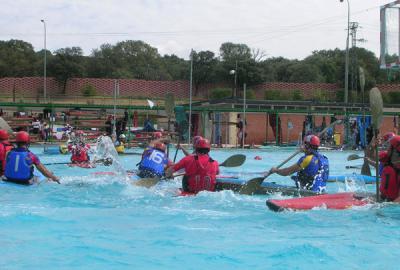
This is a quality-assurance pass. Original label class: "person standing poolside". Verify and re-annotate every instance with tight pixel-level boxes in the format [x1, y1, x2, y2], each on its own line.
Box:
[166, 138, 219, 194]
[0, 129, 13, 176]
[3, 131, 59, 185]
[269, 135, 329, 193]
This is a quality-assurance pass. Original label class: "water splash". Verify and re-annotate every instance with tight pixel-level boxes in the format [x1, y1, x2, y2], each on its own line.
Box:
[93, 136, 128, 181]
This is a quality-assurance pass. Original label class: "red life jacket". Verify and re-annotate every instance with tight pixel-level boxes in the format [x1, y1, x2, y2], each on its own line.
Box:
[0, 141, 13, 175]
[183, 155, 218, 193]
[71, 146, 89, 163]
[380, 165, 400, 201]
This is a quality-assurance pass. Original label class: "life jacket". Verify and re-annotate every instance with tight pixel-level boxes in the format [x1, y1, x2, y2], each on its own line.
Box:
[296, 153, 329, 193]
[4, 148, 34, 183]
[70, 145, 90, 163]
[138, 148, 167, 177]
[0, 142, 13, 175]
[380, 165, 400, 201]
[182, 155, 218, 193]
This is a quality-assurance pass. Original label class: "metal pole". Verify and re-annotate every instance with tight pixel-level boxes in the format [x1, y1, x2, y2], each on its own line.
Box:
[188, 49, 193, 146]
[41, 19, 47, 103]
[112, 80, 117, 138]
[340, 0, 350, 103]
[234, 60, 238, 98]
[242, 83, 246, 149]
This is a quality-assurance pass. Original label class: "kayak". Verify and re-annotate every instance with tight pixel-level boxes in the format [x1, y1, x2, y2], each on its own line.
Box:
[68, 163, 95, 169]
[327, 174, 377, 184]
[266, 192, 371, 212]
[216, 177, 318, 197]
[1, 170, 47, 186]
[223, 171, 376, 184]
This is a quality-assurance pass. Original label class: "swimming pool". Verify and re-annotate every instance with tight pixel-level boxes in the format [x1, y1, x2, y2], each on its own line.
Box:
[1, 147, 398, 269]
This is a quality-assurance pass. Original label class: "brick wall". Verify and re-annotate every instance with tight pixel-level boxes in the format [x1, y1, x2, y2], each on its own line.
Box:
[1, 77, 400, 100]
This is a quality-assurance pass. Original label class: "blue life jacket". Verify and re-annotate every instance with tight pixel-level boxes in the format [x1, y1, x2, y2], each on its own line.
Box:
[295, 152, 329, 193]
[4, 148, 34, 183]
[311, 153, 329, 193]
[138, 148, 167, 177]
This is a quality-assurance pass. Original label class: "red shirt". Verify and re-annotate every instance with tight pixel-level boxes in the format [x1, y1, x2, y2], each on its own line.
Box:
[173, 154, 219, 176]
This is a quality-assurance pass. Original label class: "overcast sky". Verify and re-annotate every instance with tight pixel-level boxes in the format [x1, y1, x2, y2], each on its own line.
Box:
[0, 0, 393, 60]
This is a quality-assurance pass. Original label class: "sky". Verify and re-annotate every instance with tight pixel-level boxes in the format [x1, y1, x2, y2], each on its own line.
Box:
[0, 0, 394, 60]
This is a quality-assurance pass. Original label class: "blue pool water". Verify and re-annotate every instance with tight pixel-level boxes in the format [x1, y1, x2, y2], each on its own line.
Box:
[1, 146, 399, 269]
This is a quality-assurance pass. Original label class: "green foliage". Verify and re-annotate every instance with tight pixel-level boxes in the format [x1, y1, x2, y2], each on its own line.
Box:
[292, 90, 303, 100]
[312, 89, 329, 102]
[246, 89, 256, 99]
[81, 84, 97, 97]
[210, 88, 232, 99]
[265, 90, 282, 100]
[385, 91, 400, 104]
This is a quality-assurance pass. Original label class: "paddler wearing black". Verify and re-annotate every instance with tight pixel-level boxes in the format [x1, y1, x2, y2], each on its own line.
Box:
[269, 135, 329, 193]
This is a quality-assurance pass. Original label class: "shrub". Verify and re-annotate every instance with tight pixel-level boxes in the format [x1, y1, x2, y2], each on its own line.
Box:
[264, 90, 281, 100]
[246, 89, 256, 99]
[81, 84, 97, 97]
[388, 91, 400, 104]
[313, 89, 329, 102]
[210, 88, 232, 99]
[291, 90, 303, 101]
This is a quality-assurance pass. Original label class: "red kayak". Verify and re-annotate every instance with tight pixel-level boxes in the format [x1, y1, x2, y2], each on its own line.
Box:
[68, 163, 95, 169]
[266, 192, 371, 212]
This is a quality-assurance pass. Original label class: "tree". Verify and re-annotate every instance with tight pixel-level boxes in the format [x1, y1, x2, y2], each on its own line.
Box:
[192, 50, 219, 95]
[0, 39, 38, 77]
[48, 47, 85, 94]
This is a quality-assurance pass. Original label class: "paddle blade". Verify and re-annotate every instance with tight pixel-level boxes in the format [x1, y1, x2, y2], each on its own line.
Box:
[239, 177, 265, 195]
[0, 117, 12, 133]
[134, 177, 161, 188]
[220, 154, 246, 167]
[369, 87, 383, 130]
[347, 154, 362, 161]
[361, 161, 372, 176]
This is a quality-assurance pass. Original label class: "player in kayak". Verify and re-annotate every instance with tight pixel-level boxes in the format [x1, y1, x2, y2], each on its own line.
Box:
[268, 135, 329, 193]
[3, 131, 59, 185]
[166, 138, 219, 194]
[0, 129, 13, 177]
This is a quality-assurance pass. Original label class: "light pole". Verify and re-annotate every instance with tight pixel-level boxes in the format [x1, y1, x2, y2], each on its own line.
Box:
[229, 60, 238, 98]
[188, 49, 193, 146]
[340, 0, 350, 103]
[40, 19, 47, 103]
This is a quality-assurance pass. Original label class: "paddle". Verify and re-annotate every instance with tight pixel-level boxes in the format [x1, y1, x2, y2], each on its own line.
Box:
[346, 165, 362, 169]
[361, 160, 371, 176]
[369, 87, 383, 202]
[165, 93, 175, 158]
[43, 158, 113, 166]
[0, 117, 13, 133]
[239, 150, 301, 195]
[347, 154, 363, 161]
[239, 119, 343, 195]
[359, 67, 371, 177]
[134, 154, 247, 187]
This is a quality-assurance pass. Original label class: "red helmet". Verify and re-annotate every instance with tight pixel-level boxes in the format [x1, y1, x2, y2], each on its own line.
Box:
[390, 135, 400, 151]
[193, 135, 203, 145]
[195, 138, 210, 150]
[154, 142, 166, 152]
[304, 135, 320, 148]
[0, 129, 9, 140]
[153, 132, 162, 139]
[379, 151, 390, 163]
[383, 132, 395, 143]
[15, 131, 30, 143]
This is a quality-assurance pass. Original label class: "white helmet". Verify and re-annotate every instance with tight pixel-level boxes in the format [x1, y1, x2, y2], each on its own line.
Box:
[119, 134, 126, 139]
